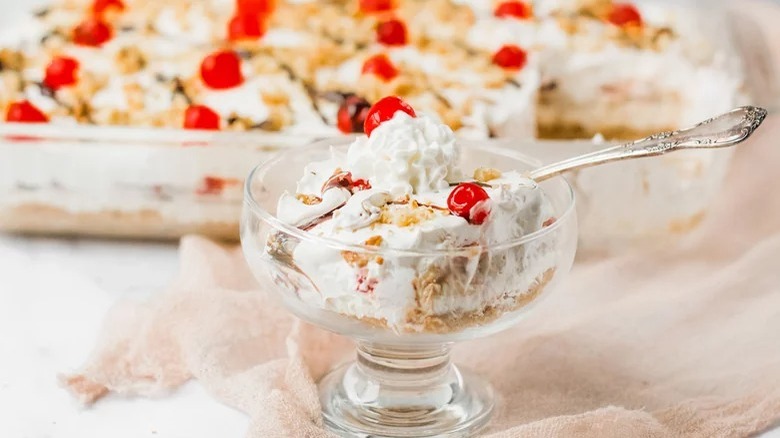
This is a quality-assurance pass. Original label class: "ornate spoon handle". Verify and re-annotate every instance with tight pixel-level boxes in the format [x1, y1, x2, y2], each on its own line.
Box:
[528, 106, 768, 182]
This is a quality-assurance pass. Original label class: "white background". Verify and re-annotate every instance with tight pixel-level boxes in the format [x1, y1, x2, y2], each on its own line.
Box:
[0, 236, 246, 437]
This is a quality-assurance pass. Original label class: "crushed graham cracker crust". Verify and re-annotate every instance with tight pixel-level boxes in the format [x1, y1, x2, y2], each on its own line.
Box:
[354, 268, 555, 334]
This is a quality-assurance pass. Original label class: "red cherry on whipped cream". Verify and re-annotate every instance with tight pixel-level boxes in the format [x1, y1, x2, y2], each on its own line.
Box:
[492, 44, 528, 70]
[200, 50, 244, 90]
[494, 1, 532, 19]
[92, 0, 125, 16]
[184, 105, 221, 130]
[228, 13, 266, 41]
[337, 95, 372, 134]
[44, 56, 79, 90]
[237, 0, 274, 15]
[361, 54, 399, 82]
[72, 18, 113, 47]
[447, 182, 491, 225]
[5, 100, 49, 123]
[376, 19, 407, 46]
[607, 3, 643, 27]
[359, 0, 394, 13]
[363, 95, 416, 137]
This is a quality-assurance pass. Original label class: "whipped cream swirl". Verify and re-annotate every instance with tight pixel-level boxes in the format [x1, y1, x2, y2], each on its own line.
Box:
[346, 112, 462, 198]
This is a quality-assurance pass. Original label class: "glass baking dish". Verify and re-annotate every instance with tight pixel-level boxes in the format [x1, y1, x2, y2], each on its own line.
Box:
[0, 0, 776, 252]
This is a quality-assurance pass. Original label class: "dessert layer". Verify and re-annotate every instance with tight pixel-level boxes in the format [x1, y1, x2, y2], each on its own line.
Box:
[0, 203, 238, 240]
[267, 104, 559, 332]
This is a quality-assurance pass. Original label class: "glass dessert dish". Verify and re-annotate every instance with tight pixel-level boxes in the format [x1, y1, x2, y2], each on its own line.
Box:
[241, 134, 577, 437]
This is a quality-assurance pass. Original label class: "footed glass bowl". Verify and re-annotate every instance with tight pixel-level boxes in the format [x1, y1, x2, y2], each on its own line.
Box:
[241, 137, 578, 437]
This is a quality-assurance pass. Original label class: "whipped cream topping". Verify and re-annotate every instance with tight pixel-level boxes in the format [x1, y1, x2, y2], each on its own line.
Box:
[276, 110, 553, 243]
[346, 112, 462, 198]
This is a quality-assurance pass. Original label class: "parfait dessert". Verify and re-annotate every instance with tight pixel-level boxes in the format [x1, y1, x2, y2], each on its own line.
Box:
[266, 96, 559, 333]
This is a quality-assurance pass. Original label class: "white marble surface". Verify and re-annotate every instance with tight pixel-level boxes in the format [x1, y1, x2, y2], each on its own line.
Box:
[2, 234, 779, 438]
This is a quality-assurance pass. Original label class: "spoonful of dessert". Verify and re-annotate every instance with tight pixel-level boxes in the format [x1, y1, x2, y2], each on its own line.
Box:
[528, 106, 768, 182]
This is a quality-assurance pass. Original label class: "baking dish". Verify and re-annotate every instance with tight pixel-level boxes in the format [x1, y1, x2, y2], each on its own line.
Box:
[0, 0, 776, 253]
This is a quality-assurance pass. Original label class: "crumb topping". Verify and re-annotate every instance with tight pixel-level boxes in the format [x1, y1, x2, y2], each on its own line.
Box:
[296, 193, 322, 205]
[377, 200, 445, 227]
[473, 167, 502, 182]
[0, 0, 687, 134]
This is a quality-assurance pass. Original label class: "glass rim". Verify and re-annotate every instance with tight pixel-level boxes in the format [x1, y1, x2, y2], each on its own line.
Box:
[243, 137, 576, 257]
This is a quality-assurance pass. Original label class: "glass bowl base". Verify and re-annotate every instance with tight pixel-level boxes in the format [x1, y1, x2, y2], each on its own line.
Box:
[318, 344, 494, 437]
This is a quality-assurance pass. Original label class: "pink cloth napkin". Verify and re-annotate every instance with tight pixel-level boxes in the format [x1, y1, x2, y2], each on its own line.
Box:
[61, 116, 780, 437]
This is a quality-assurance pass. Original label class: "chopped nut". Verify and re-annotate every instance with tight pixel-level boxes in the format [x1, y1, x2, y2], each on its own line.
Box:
[0, 71, 22, 93]
[257, 105, 293, 131]
[555, 15, 580, 35]
[115, 46, 147, 74]
[578, 0, 613, 16]
[172, 77, 198, 106]
[0, 49, 24, 71]
[261, 90, 289, 106]
[123, 82, 145, 111]
[296, 193, 322, 205]
[40, 28, 68, 50]
[250, 53, 283, 75]
[75, 71, 107, 97]
[473, 167, 502, 182]
[650, 27, 675, 51]
[378, 203, 439, 227]
[341, 250, 371, 268]
[364, 235, 383, 246]
[226, 115, 255, 131]
[92, 107, 130, 125]
[70, 99, 92, 123]
[148, 107, 185, 128]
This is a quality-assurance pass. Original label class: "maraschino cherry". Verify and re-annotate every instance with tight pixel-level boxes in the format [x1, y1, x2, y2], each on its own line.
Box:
[359, 0, 394, 14]
[492, 44, 528, 70]
[183, 105, 221, 130]
[5, 100, 49, 123]
[236, 0, 274, 15]
[73, 17, 113, 47]
[361, 54, 399, 82]
[376, 19, 407, 46]
[44, 56, 79, 90]
[337, 95, 372, 134]
[494, 1, 532, 19]
[607, 3, 643, 27]
[227, 13, 266, 41]
[200, 50, 244, 89]
[92, 0, 125, 16]
[447, 182, 491, 225]
[362, 95, 415, 137]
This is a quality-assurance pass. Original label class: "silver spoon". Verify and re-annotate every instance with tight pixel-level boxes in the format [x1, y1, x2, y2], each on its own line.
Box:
[528, 106, 768, 182]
